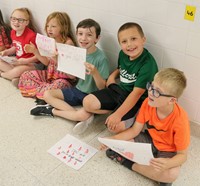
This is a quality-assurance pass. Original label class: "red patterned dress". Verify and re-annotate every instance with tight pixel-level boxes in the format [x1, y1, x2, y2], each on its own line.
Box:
[18, 58, 76, 99]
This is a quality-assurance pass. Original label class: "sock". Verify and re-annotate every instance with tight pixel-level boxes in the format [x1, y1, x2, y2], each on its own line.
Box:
[122, 159, 134, 170]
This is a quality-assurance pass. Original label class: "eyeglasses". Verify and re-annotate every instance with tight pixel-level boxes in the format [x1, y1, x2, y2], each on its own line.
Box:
[10, 17, 28, 24]
[146, 82, 174, 98]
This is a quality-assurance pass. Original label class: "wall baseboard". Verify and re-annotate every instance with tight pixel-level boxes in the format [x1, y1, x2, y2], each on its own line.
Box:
[190, 121, 200, 138]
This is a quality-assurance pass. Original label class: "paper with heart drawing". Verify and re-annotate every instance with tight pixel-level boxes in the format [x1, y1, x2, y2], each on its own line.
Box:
[98, 137, 154, 165]
[56, 43, 86, 80]
[36, 33, 56, 57]
[48, 134, 98, 170]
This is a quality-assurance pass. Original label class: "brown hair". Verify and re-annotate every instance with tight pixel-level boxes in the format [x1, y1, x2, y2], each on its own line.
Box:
[118, 22, 144, 39]
[45, 12, 76, 45]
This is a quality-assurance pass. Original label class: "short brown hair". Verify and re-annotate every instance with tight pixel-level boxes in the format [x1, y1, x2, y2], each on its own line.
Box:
[118, 22, 144, 38]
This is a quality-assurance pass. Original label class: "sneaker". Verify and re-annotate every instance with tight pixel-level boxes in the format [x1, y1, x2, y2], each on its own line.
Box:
[12, 78, 19, 88]
[30, 105, 53, 117]
[35, 98, 47, 106]
[106, 149, 126, 164]
[72, 115, 94, 134]
[159, 183, 172, 186]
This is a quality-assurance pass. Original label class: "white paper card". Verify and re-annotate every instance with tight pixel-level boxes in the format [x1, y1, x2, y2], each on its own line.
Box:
[48, 134, 98, 170]
[0, 56, 16, 63]
[36, 33, 56, 57]
[98, 137, 154, 165]
[56, 43, 86, 80]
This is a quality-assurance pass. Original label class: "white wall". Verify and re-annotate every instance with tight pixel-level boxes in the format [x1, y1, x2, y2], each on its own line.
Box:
[1, 0, 200, 125]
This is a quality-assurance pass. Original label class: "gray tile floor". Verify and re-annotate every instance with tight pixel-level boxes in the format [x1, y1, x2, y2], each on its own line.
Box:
[0, 77, 200, 186]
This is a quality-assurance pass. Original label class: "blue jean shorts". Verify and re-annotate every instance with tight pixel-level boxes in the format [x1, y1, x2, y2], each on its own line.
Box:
[61, 87, 87, 106]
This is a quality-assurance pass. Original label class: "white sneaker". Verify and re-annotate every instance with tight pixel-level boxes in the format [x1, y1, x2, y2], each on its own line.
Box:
[73, 115, 94, 134]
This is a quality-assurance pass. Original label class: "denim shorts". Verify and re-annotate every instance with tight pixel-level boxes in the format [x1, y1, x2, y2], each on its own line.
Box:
[61, 87, 87, 106]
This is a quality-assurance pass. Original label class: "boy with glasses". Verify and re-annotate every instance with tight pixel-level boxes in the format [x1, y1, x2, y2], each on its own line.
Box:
[100, 68, 190, 186]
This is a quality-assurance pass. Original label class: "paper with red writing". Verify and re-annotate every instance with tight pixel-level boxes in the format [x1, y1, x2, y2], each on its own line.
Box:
[48, 134, 98, 170]
[98, 137, 153, 165]
[36, 33, 56, 57]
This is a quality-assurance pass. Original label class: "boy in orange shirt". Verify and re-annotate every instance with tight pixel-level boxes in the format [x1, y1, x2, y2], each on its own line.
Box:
[101, 68, 190, 186]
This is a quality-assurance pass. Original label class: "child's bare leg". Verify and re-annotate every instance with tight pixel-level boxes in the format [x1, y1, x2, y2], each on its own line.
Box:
[1, 65, 35, 80]
[83, 94, 110, 114]
[43, 89, 68, 110]
[0, 60, 13, 72]
[44, 90, 92, 121]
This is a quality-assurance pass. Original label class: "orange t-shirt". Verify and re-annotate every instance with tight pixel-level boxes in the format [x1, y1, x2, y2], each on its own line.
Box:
[136, 98, 190, 152]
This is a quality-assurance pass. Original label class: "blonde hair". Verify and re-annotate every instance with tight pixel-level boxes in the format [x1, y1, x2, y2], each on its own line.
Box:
[45, 12, 76, 45]
[154, 68, 187, 98]
[11, 8, 37, 32]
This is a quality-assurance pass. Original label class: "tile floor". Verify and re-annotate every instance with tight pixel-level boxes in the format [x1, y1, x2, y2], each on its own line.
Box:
[0, 77, 200, 186]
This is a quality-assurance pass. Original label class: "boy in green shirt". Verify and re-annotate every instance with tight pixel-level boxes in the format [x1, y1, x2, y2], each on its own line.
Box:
[82, 22, 158, 133]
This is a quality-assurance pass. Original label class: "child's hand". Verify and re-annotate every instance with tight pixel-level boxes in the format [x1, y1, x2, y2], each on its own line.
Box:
[24, 42, 37, 54]
[12, 58, 27, 66]
[99, 143, 108, 151]
[150, 158, 170, 172]
[0, 50, 8, 56]
[105, 113, 122, 131]
[106, 76, 116, 87]
[85, 62, 96, 75]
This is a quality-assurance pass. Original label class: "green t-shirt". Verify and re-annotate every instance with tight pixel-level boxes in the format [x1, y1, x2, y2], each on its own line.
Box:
[118, 48, 158, 100]
[76, 48, 109, 94]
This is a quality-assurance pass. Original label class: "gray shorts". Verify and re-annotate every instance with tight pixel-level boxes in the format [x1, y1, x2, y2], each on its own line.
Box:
[134, 130, 177, 158]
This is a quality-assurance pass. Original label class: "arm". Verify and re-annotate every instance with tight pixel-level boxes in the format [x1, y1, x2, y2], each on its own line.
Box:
[24, 42, 49, 66]
[100, 121, 144, 150]
[105, 87, 145, 128]
[85, 62, 107, 90]
[106, 69, 119, 87]
[0, 46, 5, 52]
[0, 46, 16, 56]
[150, 149, 188, 171]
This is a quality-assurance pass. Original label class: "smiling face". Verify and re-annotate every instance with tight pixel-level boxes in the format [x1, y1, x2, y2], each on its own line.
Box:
[46, 18, 61, 42]
[118, 27, 146, 61]
[10, 10, 29, 35]
[76, 26, 99, 54]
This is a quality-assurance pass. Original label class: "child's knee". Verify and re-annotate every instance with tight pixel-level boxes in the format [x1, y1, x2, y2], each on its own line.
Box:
[83, 94, 97, 111]
[43, 90, 51, 100]
[166, 167, 180, 182]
